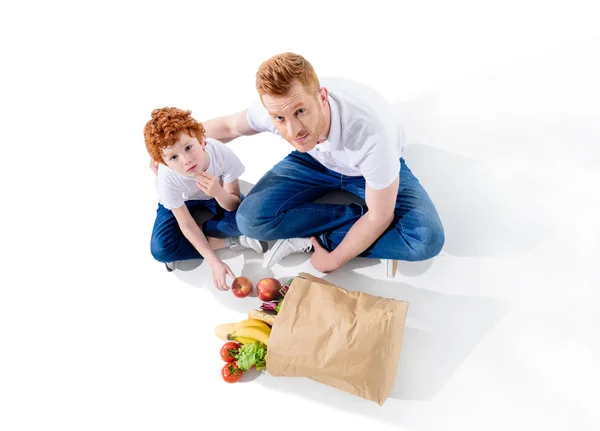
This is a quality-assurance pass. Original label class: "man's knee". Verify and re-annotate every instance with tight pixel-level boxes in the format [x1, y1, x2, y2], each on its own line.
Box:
[425, 220, 445, 258]
[236, 196, 278, 241]
[410, 218, 445, 261]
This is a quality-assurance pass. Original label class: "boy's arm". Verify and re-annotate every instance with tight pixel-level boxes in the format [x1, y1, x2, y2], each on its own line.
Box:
[220, 179, 242, 211]
[171, 205, 221, 266]
[210, 178, 241, 211]
[171, 205, 233, 291]
[172, 205, 235, 290]
[203, 110, 259, 143]
[196, 174, 241, 211]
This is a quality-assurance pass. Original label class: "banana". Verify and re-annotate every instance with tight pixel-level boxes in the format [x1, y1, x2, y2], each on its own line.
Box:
[216, 320, 271, 344]
[228, 335, 256, 345]
[234, 319, 272, 334]
[229, 326, 270, 346]
[214, 323, 237, 341]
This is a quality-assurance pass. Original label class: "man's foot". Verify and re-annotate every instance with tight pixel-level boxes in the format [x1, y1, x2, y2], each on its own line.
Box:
[263, 238, 314, 269]
[385, 259, 398, 278]
[165, 262, 175, 272]
[230, 236, 268, 254]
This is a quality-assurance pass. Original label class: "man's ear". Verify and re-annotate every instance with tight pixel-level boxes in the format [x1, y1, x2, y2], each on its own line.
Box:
[319, 87, 329, 105]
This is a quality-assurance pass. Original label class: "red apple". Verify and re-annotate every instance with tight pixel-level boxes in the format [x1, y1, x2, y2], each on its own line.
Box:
[231, 276, 253, 298]
[256, 278, 282, 302]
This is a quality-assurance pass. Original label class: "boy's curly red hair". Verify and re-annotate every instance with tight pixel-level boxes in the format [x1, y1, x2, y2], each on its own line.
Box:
[144, 107, 205, 165]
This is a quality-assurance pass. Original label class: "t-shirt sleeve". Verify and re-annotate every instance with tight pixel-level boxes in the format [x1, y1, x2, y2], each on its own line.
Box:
[156, 166, 185, 210]
[214, 141, 246, 183]
[246, 97, 278, 134]
[358, 133, 401, 190]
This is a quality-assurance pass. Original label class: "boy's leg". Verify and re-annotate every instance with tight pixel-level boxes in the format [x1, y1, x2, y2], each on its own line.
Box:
[235, 151, 364, 241]
[320, 158, 445, 261]
[202, 198, 267, 253]
[201, 198, 243, 238]
[150, 201, 209, 263]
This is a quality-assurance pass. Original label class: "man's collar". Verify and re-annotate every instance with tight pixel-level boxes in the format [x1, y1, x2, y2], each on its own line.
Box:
[317, 94, 341, 152]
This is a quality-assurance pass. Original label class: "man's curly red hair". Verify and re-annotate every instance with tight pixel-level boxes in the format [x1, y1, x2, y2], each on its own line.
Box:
[144, 107, 205, 165]
[256, 52, 320, 97]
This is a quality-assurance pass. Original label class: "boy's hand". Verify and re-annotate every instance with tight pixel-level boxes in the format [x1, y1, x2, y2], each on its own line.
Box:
[196, 172, 223, 198]
[212, 260, 235, 291]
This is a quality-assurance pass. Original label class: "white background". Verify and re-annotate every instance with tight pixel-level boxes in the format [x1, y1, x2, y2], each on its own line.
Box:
[1, 1, 599, 430]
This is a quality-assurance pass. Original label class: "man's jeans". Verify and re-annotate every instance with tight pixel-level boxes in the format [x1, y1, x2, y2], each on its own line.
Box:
[236, 151, 444, 261]
[150, 199, 242, 263]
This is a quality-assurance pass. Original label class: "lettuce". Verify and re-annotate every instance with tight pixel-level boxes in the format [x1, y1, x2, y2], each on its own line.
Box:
[234, 341, 267, 372]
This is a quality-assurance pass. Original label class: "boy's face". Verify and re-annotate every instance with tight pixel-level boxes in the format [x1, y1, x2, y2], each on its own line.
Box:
[261, 80, 328, 152]
[162, 131, 208, 177]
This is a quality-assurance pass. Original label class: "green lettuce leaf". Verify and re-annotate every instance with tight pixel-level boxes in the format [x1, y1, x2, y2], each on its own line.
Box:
[234, 341, 267, 372]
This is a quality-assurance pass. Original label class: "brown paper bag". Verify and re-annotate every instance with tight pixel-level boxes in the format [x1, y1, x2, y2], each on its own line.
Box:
[266, 273, 409, 405]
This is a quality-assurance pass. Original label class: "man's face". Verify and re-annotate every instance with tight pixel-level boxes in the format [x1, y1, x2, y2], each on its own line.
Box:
[161, 131, 208, 177]
[261, 81, 327, 152]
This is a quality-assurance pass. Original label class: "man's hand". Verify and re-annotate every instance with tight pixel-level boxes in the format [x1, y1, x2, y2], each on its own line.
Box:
[325, 177, 399, 269]
[196, 172, 223, 198]
[212, 260, 235, 291]
[309, 237, 341, 273]
[149, 158, 159, 176]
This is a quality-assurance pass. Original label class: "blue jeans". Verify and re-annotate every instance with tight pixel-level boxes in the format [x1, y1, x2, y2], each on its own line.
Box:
[236, 151, 444, 261]
[150, 199, 242, 263]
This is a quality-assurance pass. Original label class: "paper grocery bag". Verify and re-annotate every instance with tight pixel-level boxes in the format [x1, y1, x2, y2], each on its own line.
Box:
[266, 273, 409, 405]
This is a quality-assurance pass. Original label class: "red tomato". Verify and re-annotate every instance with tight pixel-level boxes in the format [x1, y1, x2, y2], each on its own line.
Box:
[221, 362, 243, 383]
[220, 342, 240, 363]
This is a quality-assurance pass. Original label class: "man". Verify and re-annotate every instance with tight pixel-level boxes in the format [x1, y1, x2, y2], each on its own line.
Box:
[203, 52, 445, 274]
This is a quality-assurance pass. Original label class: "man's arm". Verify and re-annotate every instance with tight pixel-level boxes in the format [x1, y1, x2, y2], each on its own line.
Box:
[203, 109, 259, 143]
[313, 176, 399, 271]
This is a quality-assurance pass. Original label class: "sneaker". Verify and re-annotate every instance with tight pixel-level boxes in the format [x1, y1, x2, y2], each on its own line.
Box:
[230, 236, 268, 254]
[385, 259, 398, 278]
[165, 262, 175, 272]
[263, 238, 314, 269]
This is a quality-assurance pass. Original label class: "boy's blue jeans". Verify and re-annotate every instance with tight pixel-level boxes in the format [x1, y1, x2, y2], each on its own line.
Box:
[150, 199, 242, 263]
[236, 151, 445, 261]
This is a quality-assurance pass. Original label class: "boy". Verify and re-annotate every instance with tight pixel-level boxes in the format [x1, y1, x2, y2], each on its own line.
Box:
[144, 107, 266, 291]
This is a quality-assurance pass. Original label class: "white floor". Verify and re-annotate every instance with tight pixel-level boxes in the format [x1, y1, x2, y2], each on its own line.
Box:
[2, 2, 599, 430]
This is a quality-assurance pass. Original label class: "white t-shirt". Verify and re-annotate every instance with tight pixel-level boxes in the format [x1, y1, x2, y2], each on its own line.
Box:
[246, 76, 404, 190]
[155, 138, 245, 210]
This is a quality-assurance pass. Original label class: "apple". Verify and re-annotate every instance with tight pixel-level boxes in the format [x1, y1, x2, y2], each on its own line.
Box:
[256, 278, 282, 302]
[231, 276, 253, 298]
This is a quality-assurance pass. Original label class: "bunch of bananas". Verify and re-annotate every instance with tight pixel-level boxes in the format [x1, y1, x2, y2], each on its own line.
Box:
[215, 319, 271, 346]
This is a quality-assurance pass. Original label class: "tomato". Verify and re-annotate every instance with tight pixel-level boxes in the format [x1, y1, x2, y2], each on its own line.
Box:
[220, 342, 240, 363]
[221, 362, 243, 383]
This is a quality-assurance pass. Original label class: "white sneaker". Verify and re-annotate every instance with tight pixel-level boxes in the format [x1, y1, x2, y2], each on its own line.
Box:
[385, 259, 398, 278]
[230, 236, 268, 254]
[263, 238, 314, 269]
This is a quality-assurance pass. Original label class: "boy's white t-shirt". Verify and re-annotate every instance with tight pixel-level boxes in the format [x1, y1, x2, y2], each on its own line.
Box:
[155, 138, 245, 210]
[246, 76, 405, 190]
